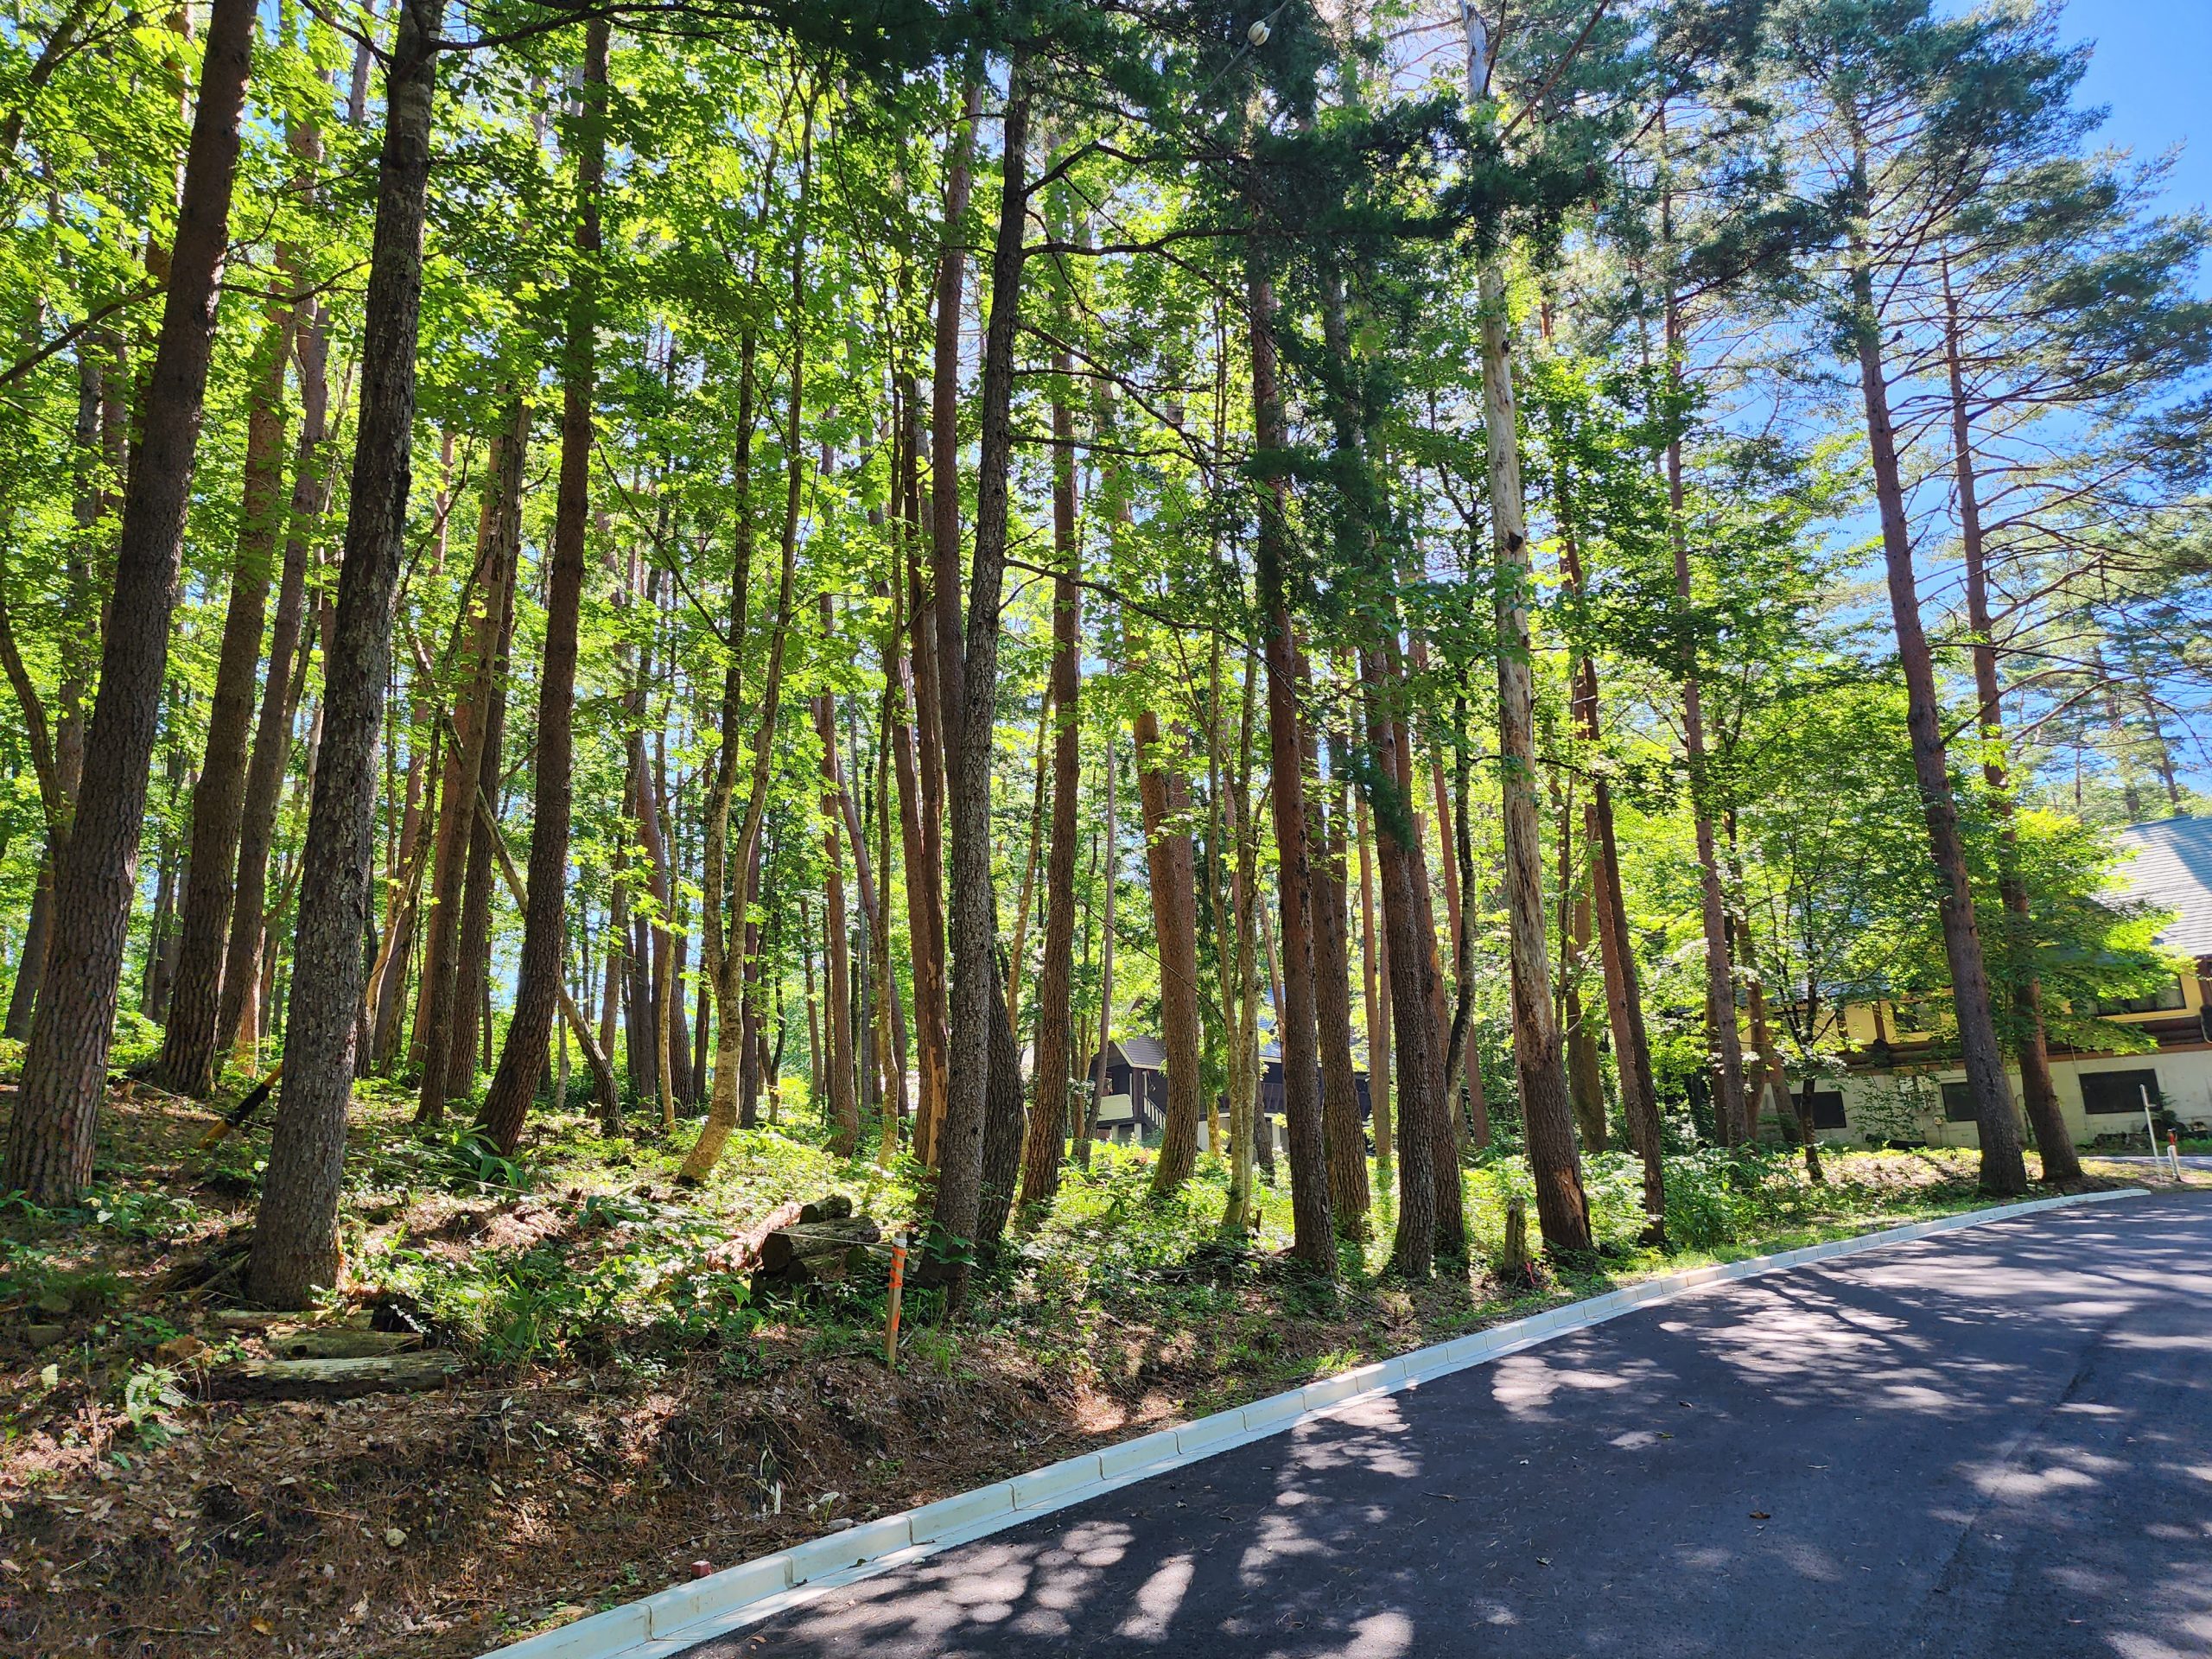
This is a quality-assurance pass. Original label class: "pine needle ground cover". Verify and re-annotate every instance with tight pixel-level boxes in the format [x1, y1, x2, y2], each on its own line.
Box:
[0, 1084, 2175, 1658]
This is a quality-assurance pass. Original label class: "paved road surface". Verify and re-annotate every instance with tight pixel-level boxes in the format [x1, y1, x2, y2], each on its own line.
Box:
[684, 1195, 2212, 1659]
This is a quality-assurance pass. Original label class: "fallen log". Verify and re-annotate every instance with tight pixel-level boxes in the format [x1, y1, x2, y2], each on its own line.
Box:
[203, 1352, 464, 1402]
[270, 1328, 424, 1360]
[757, 1219, 881, 1274]
[716, 1199, 806, 1273]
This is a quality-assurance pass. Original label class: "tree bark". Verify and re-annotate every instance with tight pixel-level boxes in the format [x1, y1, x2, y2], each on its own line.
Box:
[446, 540, 518, 1105]
[6, 0, 255, 1202]
[1391, 687, 1465, 1252]
[370, 690, 430, 1071]
[815, 671, 860, 1156]
[892, 383, 947, 1160]
[916, 84, 980, 1172]
[1555, 503, 1662, 1229]
[633, 714, 677, 1133]
[1018, 364, 1083, 1211]
[1139, 709, 1208, 1196]
[1356, 796, 1393, 1175]
[1942, 267, 2079, 1183]
[155, 274, 297, 1095]
[475, 19, 607, 1156]
[925, 72, 1027, 1303]
[1669, 435, 1750, 1147]
[246, 0, 439, 1304]
[1847, 220, 2027, 1198]
[415, 404, 524, 1122]
[1246, 255, 1335, 1273]
[1557, 777, 1607, 1151]
[0, 345, 92, 1038]
[220, 277, 330, 1068]
[1301, 708, 1369, 1234]
[1084, 715, 1118, 1172]
[1478, 255, 1592, 1255]
[1366, 650, 1440, 1275]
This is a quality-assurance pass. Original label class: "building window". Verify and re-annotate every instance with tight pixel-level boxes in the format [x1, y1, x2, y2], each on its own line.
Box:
[2079, 1069, 2162, 1116]
[1891, 1000, 1942, 1035]
[2083, 979, 2187, 1017]
[1809, 1091, 1847, 1130]
[1940, 1081, 1978, 1122]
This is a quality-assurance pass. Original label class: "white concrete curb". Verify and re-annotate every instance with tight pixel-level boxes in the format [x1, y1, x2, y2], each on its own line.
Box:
[480, 1185, 2151, 1659]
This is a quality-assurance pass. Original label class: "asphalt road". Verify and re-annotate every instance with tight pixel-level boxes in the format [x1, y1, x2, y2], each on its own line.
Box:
[683, 1194, 2212, 1659]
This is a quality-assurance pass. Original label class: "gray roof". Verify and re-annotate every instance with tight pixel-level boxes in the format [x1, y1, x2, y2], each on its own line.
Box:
[2113, 815, 2212, 958]
[1118, 1033, 1169, 1070]
[1090, 1034, 1168, 1071]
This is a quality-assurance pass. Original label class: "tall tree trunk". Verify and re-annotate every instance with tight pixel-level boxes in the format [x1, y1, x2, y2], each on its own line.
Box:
[1557, 777, 1607, 1151]
[221, 275, 331, 1067]
[1942, 268, 2079, 1183]
[1139, 709, 1208, 1196]
[1366, 650, 1440, 1275]
[1478, 254, 1592, 1255]
[1084, 717, 1118, 1169]
[4, 0, 256, 1201]
[446, 547, 517, 1105]
[1301, 709, 1370, 1235]
[247, 0, 440, 1305]
[902, 425, 950, 1167]
[1847, 216, 2027, 1198]
[693, 326, 758, 1163]
[415, 403, 525, 1122]
[1213, 646, 1262, 1231]
[475, 19, 607, 1156]
[1246, 255, 1335, 1273]
[821, 595, 905, 1092]
[925, 80, 982, 817]
[1395, 690, 1465, 1249]
[680, 108, 815, 1185]
[142, 809, 183, 1022]
[925, 71, 1027, 1303]
[1669, 442, 1749, 1147]
[1554, 493, 1662, 1228]
[155, 275, 297, 1095]
[8, 858, 54, 1041]
[0, 344, 92, 1038]
[1007, 690, 1050, 1041]
[888, 390, 944, 1156]
[370, 704, 430, 1071]
[915, 85, 979, 1172]
[633, 720, 677, 1133]
[1356, 796, 1393, 1176]
[1019, 368, 1083, 1211]
[815, 679, 860, 1156]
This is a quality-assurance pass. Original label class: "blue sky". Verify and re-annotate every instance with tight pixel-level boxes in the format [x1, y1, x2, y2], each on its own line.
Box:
[2062, 0, 2212, 225]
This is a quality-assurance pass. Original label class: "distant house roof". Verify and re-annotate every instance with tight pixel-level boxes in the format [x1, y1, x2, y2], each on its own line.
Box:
[1085, 1034, 1168, 1072]
[2113, 816, 2212, 959]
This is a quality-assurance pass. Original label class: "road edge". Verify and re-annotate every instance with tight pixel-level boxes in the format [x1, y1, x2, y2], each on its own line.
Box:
[480, 1184, 2152, 1659]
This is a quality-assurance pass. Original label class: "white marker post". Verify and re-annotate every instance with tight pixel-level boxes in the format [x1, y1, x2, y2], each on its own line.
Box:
[2142, 1084, 2160, 1160]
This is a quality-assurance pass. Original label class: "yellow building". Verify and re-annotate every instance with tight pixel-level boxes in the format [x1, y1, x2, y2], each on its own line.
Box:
[1810, 816, 2212, 1147]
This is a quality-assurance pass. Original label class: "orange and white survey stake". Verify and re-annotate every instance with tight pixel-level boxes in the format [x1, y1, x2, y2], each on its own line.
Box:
[885, 1231, 908, 1367]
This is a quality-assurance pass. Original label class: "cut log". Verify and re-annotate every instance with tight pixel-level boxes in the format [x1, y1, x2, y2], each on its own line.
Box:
[796, 1194, 855, 1224]
[270, 1328, 424, 1360]
[213, 1309, 291, 1331]
[717, 1199, 806, 1274]
[757, 1219, 880, 1273]
[203, 1352, 465, 1401]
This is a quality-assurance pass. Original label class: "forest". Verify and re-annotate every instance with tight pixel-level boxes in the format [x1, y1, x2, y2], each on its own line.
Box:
[1, 0, 2209, 1649]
